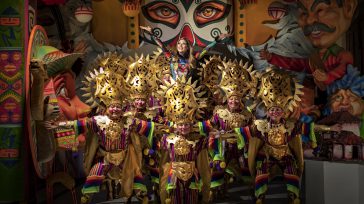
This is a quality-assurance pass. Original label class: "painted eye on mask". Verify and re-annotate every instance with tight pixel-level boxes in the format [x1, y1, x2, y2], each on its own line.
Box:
[194, 1, 231, 28]
[142, 1, 180, 29]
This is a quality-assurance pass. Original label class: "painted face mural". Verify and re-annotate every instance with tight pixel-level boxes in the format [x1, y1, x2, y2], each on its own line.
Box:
[141, 0, 233, 46]
[297, 0, 357, 49]
[329, 89, 364, 117]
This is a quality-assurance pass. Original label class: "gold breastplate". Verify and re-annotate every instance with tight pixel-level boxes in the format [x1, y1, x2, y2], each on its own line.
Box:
[214, 106, 252, 129]
[172, 161, 195, 181]
[105, 120, 123, 141]
[95, 116, 123, 141]
[167, 134, 198, 156]
[267, 124, 286, 146]
[124, 109, 158, 121]
[263, 144, 290, 160]
[255, 119, 295, 160]
[175, 138, 190, 155]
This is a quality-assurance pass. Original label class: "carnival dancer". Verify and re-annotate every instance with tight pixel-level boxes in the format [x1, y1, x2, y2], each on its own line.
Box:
[208, 59, 257, 198]
[140, 25, 232, 82]
[45, 69, 150, 204]
[155, 76, 216, 204]
[245, 69, 305, 204]
[123, 55, 163, 202]
[247, 68, 340, 204]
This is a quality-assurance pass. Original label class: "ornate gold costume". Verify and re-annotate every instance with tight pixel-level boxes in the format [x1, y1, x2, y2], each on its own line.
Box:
[126, 55, 158, 99]
[248, 69, 304, 204]
[95, 117, 124, 141]
[257, 68, 303, 111]
[156, 76, 211, 204]
[157, 76, 207, 124]
[214, 105, 252, 129]
[255, 119, 295, 160]
[216, 59, 257, 101]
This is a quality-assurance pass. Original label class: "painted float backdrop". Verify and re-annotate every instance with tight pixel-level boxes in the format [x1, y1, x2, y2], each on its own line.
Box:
[91, 0, 285, 47]
[140, 0, 234, 47]
[0, 0, 360, 200]
[0, 0, 26, 201]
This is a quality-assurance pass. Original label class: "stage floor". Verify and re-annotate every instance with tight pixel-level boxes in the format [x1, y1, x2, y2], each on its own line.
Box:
[36, 177, 301, 204]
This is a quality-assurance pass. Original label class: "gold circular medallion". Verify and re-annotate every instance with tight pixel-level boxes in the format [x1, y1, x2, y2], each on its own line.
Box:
[174, 137, 190, 155]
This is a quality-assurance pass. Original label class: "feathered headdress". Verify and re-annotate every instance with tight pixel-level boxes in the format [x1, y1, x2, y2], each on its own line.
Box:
[327, 65, 364, 97]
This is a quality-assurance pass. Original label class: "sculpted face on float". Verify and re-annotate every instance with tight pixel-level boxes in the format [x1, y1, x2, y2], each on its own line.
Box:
[141, 0, 233, 46]
[297, 0, 357, 49]
[329, 89, 364, 117]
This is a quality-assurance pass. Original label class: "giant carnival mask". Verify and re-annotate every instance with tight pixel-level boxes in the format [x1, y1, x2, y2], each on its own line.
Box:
[140, 0, 233, 46]
[26, 25, 89, 178]
[330, 89, 364, 117]
[327, 65, 364, 118]
[297, 0, 358, 49]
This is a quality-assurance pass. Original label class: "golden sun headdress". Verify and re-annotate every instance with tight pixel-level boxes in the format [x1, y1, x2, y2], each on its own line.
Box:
[126, 54, 158, 99]
[91, 51, 129, 79]
[199, 55, 224, 92]
[152, 48, 171, 80]
[82, 52, 128, 108]
[157, 76, 206, 124]
[257, 68, 303, 112]
[217, 59, 257, 101]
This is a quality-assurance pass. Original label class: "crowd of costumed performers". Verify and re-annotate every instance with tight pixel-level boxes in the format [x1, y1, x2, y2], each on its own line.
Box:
[29, 24, 364, 204]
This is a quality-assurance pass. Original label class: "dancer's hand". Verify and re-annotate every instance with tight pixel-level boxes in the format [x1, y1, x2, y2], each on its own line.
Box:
[330, 124, 342, 132]
[140, 25, 153, 34]
[313, 69, 328, 82]
[217, 32, 233, 41]
[43, 120, 59, 129]
[260, 45, 272, 61]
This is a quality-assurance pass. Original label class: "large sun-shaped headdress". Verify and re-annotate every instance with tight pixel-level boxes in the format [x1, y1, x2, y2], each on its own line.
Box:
[217, 59, 257, 101]
[157, 76, 206, 124]
[89, 51, 129, 79]
[199, 55, 224, 92]
[81, 52, 128, 108]
[152, 48, 172, 81]
[125, 54, 158, 99]
[257, 68, 303, 112]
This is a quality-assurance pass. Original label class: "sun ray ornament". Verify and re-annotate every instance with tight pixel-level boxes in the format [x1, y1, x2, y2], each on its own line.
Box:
[199, 55, 225, 94]
[157, 76, 207, 124]
[81, 52, 128, 109]
[257, 68, 304, 113]
[216, 59, 258, 102]
[125, 54, 159, 100]
[89, 51, 130, 78]
[151, 48, 173, 82]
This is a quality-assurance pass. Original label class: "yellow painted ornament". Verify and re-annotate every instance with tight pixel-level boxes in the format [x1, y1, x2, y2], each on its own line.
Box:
[219, 161, 226, 169]
[143, 148, 150, 156]
[149, 158, 155, 166]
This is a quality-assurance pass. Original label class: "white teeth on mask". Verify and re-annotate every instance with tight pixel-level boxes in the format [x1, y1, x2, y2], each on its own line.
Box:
[311, 31, 321, 37]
